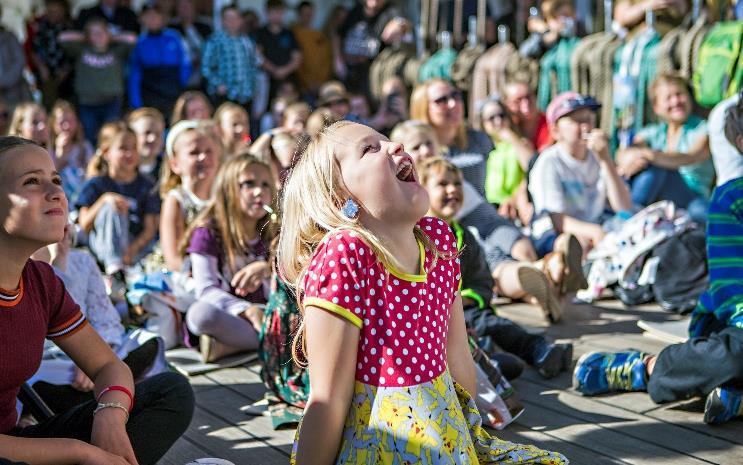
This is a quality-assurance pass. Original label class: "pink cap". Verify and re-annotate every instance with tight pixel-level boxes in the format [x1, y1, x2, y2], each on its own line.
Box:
[546, 92, 601, 126]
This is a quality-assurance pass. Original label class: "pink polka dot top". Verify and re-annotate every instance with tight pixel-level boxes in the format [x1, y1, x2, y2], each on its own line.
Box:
[302, 217, 461, 388]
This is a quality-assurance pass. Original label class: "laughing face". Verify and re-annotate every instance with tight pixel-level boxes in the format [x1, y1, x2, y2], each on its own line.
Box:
[0, 144, 68, 248]
[424, 167, 463, 222]
[333, 123, 429, 226]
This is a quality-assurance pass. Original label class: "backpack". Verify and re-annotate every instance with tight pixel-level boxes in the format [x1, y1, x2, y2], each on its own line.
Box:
[693, 20, 743, 108]
[651, 227, 708, 313]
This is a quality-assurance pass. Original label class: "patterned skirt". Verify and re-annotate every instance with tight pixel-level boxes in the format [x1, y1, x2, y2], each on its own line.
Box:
[291, 370, 568, 464]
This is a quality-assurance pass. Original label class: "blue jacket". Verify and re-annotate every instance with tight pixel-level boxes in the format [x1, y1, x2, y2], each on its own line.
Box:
[128, 28, 191, 108]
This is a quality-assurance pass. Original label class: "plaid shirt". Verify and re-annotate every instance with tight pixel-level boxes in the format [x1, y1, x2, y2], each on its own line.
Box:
[201, 30, 257, 104]
[689, 177, 743, 337]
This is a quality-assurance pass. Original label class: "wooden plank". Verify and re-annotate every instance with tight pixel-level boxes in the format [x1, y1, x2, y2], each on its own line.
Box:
[196, 384, 295, 455]
[157, 436, 210, 465]
[184, 404, 289, 464]
[513, 378, 743, 464]
[492, 423, 630, 464]
[204, 365, 271, 401]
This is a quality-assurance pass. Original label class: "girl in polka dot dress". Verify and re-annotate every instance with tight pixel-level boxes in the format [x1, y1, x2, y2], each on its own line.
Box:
[277, 121, 568, 464]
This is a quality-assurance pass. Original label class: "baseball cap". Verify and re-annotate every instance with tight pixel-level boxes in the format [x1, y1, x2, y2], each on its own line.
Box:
[546, 91, 601, 126]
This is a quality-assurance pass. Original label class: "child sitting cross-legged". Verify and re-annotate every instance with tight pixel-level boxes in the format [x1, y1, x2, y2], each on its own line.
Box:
[418, 156, 573, 379]
[573, 97, 743, 425]
[182, 153, 279, 362]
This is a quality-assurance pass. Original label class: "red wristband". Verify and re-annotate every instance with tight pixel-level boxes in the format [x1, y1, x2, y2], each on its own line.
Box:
[97, 385, 134, 412]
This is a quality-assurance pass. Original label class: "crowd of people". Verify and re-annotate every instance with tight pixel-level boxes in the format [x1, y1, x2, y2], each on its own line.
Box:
[0, 0, 742, 463]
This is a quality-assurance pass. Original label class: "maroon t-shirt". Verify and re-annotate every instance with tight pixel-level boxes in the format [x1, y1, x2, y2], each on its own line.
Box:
[0, 260, 86, 434]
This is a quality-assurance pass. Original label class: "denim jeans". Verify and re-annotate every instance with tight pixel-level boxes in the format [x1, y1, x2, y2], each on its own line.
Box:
[78, 99, 122, 145]
[630, 165, 697, 209]
[11, 372, 194, 465]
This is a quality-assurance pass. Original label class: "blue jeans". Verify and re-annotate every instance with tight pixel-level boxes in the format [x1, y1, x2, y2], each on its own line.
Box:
[630, 166, 708, 222]
[78, 99, 122, 144]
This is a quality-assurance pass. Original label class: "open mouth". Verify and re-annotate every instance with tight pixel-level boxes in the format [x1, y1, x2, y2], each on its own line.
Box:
[443, 197, 461, 207]
[395, 157, 416, 182]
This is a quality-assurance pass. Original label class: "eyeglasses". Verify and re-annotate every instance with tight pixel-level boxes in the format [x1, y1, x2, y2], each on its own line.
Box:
[432, 90, 462, 106]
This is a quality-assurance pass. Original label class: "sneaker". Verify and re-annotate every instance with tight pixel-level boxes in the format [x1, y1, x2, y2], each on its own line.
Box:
[704, 387, 743, 425]
[573, 350, 648, 396]
[534, 342, 573, 379]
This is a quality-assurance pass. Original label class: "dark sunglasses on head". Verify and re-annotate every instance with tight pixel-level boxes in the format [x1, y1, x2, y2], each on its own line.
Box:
[432, 90, 462, 106]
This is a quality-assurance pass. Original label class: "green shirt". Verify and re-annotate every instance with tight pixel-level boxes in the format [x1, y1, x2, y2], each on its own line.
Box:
[484, 141, 525, 205]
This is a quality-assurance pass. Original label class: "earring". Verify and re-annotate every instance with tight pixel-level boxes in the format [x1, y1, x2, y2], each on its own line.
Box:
[341, 198, 359, 219]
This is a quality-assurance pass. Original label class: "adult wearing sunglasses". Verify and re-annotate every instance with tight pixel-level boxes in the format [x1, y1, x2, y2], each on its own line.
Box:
[410, 78, 540, 265]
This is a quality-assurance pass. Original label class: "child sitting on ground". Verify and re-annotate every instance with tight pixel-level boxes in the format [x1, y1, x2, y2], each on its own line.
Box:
[213, 102, 251, 157]
[529, 91, 633, 251]
[48, 100, 94, 207]
[0, 136, 192, 465]
[277, 120, 567, 463]
[159, 120, 222, 272]
[392, 120, 586, 323]
[574, 97, 743, 425]
[126, 107, 166, 182]
[77, 122, 160, 281]
[182, 154, 278, 362]
[419, 156, 573, 379]
[7, 102, 49, 148]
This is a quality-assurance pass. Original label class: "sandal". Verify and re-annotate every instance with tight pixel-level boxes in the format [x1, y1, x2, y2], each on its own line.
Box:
[517, 265, 563, 323]
[551, 234, 588, 295]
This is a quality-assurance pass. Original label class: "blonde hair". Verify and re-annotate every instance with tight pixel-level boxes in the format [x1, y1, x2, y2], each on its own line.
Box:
[86, 122, 137, 178]
[171, 90, 214, 124]
[305, 108, 339, 138]
[276, 121, 445, 364]
[181, 153, 279, 273]
[126, 107, 165, 128]
[8, 102, 48, 146]
[649, 73, 691, 105]
[416, 156, 462, 186]
[282, 102, 311, 125]
[390, 120, 440, 152]
[160, 120, 223, 197]
[213, 102, 250, 154]
[409, 79, 467, 149]
[49, 100, 86, 147]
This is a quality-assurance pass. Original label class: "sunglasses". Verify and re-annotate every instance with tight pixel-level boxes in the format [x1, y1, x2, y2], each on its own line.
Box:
[483, 112, 506, 122]
[432, 90, 462, 106]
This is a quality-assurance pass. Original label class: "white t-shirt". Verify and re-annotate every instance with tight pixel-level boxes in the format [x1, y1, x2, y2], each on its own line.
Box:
[529, 144, 606, 224]
[709, 95, 743, 187]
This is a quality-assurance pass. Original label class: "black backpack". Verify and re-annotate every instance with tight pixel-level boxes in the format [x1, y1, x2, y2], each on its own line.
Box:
[614, 227, 708, 313]
[651, 227, 709, 314]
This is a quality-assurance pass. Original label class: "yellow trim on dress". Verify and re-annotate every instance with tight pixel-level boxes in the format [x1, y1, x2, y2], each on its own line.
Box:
[386, 240, 427, 282]
[304, 297, 363, 328]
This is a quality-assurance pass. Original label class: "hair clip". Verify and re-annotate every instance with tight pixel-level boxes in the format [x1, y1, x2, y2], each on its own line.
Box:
[341, 198, 359, 219]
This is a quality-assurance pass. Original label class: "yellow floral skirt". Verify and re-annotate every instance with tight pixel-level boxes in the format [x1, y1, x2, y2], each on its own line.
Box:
[291, 371, 568, 464]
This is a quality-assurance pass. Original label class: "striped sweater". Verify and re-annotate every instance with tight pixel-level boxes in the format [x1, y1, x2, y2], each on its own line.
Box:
[689, 177, 743, 338]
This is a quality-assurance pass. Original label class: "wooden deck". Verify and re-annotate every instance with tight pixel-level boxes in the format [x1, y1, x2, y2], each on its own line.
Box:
[158, 299, 743, 465]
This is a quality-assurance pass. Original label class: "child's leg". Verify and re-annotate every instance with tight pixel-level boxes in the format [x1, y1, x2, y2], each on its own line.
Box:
[14, 372, 194, 465]
[186, 301, 259, 350]
[648, 327, 743, 404]
[493, 261, 563, 323]
[88, 201, 129, 274]
[77, 103, 100, 146]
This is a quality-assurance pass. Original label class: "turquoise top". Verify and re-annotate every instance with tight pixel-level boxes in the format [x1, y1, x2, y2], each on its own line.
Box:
[637, 114, 714, 198]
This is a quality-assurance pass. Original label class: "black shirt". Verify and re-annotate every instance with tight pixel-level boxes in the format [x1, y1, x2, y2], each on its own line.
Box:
[252, 26, 298, 67]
